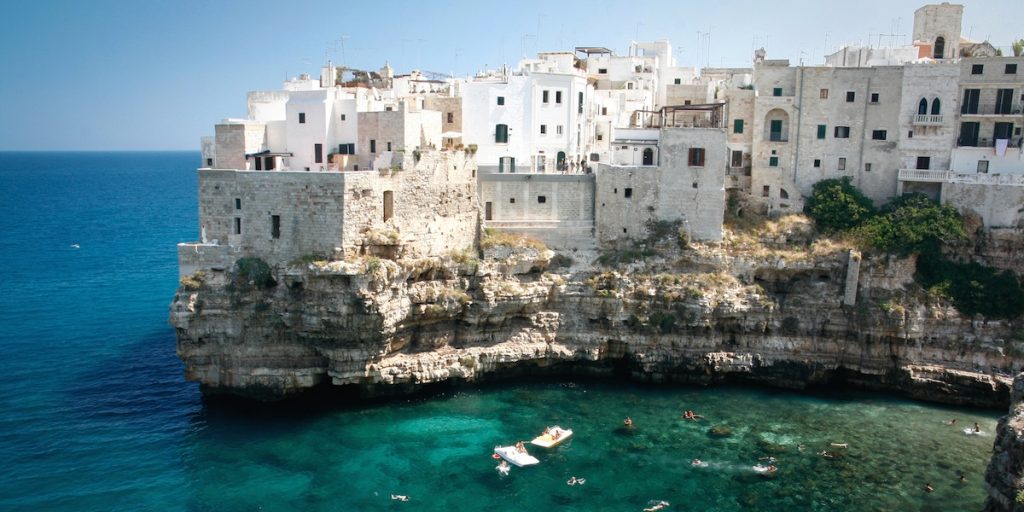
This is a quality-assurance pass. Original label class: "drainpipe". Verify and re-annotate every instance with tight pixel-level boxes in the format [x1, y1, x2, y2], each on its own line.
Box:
[792, 66, 804, 188]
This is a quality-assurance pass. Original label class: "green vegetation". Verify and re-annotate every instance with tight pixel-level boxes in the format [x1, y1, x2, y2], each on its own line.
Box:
[804, 177, 875, 233]
[1013, 38, 1024, 57]
[179, 271, 206, 291]
[233, 257, 276, 289]
[857, 194, 965, 256]
[806, 178, 1020, 319]
[480, 228, 548, 252]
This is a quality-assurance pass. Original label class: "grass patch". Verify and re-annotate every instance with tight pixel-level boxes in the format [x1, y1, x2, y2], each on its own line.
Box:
[481, 228, 547, 252]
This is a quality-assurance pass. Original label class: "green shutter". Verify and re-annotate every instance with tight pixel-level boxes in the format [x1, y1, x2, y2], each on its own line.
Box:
[769, 156, 779, 167]
[817, 125, 826, 139]
[773, 87, 782, 97]
[733, 119, 744, 134]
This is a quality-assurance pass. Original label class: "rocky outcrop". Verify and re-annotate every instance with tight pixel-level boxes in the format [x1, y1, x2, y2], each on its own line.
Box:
[170, 239, 1022, 407]
[985, 373, 1024, 511]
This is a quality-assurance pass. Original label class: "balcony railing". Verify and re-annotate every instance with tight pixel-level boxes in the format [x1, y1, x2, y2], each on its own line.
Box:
[957, 137, 1023, 148]
[960, 104, 1024, 116]
[912, 114, 944, 125]
[898, 168, 1024, 187]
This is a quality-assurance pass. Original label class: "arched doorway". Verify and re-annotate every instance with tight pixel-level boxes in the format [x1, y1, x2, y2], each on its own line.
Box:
[764, 108, 790, 142]
[934, 37, 945, 59]
[557, 151, 566, 171]
[931, 98, 941, 115]
[642, 148, 654, 166]
[918, 98, 928, 115]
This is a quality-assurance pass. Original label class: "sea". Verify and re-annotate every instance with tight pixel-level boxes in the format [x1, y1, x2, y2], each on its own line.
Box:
[0, 151, 1002, 511]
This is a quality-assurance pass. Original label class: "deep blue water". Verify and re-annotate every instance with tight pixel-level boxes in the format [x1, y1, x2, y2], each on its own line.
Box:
[0, 152, 1001, 511]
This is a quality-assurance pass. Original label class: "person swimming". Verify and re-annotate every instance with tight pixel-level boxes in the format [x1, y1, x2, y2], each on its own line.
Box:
[496, 460, 510, 476]
[391, 494, 410, 501]
[643, 500, 670, 511]
[691, 458, 708, 468]
[624, 416, 634, 428]
[974, 422, 981, 433]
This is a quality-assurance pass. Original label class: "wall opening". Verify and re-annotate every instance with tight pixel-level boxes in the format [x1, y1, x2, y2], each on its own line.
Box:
[233, 217, 241, 235]
[642, 148, 654, 166]
[624, 188, 633, 198]
[485, 202, 493, 220]
[383, 191, 394, 222]
[271, 215, 280, 239]
[934, 37, 945, 59]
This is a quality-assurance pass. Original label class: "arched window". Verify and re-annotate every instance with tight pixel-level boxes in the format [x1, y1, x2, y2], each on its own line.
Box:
[931, 98, 941, 115]
[918, 98, 928, 115]
[934, 37, 945, 59]
[780, 188, 789, 200]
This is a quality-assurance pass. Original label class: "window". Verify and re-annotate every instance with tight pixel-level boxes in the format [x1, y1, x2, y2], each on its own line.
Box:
[780, 189, 789, 199]
[339, 143, 355, 155]
[813, 159, 821, 168]
[918, 98, 928, 115]
[733, 119, 744, 134]
[578, 92, 584, 114]
[495, 124, 508, 143]
[299, 112, 306, 123]
[864, 163, 872, 172]
[731, 150, 743, 168]
[769, 156, 779, 167]
[497, 96, 505, 106]
[846, 91, 855, 102]
[540, 124, 547, 135]
[820, 89, 829, 99]
[624, 188, 633, 198]
[674, 78, 681, 85]
[341, 114, 346, 121]
[597, 134, 603, 140]
[383, 191, 393, 222]
[817, 125, 826, 139]
[871, 130, 887, 140]
[556, 125, 564, 135]
[1007, 64, 1018, 75]
[978, 160, 989, 173]
[870, 93, 879, 103]
[206, 158, 213, 166]
[762, 185, 770, 197]
[834, 126, 850, 138]
[233, 217, 241, 235]
[916, 156, 930, 170]
[271, 215, 280, 239]
[542, 90, 549, 103]
[934, 37, 945, 59]
[773, 87, 782, 97]
[688, 147, 705, 167]
[386, 142, 392, 151]
[590, 153, 600, 161]
[314, 143, 323, 163]
[537, 195, 547, 204]
[962, 89, 980, 114]
[385, 106, 393, 111]
[369, 140, 376, 153]
[931, 98, 941, 115]
[447, 112, 453, 123]
[996, 89, 1014, 114]
[972, 64, 984, 75]
[509, 198, 515, 204]
[838, 157, 846, 170]
[598, 68, 607, 74]
[555, 91, 562, 104]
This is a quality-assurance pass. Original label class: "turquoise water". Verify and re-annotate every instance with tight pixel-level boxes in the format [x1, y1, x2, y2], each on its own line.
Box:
[0, 152, 1000, 511]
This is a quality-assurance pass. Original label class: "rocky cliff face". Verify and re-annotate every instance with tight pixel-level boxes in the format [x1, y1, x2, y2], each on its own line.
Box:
[986, 373, 1024, 512]
[170, 231, 1022, 407]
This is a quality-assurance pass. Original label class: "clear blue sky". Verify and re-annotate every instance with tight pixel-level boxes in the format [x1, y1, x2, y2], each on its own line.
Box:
[0, 0, 1017, 150]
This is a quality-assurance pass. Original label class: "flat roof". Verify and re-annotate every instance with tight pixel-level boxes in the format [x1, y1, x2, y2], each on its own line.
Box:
[575, 46, 613, 55]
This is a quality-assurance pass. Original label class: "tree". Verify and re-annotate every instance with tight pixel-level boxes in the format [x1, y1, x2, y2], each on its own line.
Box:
[804, 177, 876, 233]
[1013, 39, 1024, 57]
[858, 193, 965, 256]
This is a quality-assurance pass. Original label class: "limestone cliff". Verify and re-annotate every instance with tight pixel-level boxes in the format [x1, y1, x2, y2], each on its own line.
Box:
[986, 373, 1024, 511]
[170, 224, 1022, 407]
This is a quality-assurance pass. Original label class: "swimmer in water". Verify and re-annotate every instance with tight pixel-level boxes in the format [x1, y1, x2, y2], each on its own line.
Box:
[391, 494, 410, 501]
[643, 500, 670, 511]
[624, 416, 634, 428]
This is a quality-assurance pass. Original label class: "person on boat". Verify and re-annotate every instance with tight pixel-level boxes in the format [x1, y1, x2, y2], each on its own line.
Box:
[767, 465, 777, 473]
[515, 441, 527, 454]
[974, 422, 981, 433]
[624, 416, 634, 428]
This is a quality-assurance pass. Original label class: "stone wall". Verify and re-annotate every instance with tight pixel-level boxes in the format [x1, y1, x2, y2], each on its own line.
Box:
[214, 122, 266, 171]
[479, 173, 595, 250]
[943, 181, 1024, 228]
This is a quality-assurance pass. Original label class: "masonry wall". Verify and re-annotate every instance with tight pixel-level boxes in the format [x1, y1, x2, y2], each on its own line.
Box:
[214, 123, 266, 171]
[943, 182, 1024, 228]
[339, 150, 479, 258]
[197, 169, 346, 265]
[479, 174, 595, 250]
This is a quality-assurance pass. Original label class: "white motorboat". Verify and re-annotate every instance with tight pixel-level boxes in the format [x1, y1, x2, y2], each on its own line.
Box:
[494, 445, 540, 467]
[530, 426, 573, 448]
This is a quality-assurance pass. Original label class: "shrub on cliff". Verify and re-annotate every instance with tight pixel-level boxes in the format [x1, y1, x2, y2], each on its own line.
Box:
[916, 252, 1024, 318]
[233, 257, 277, 289]
[858, 194, 966, 256]
[805, 177, 876, 233]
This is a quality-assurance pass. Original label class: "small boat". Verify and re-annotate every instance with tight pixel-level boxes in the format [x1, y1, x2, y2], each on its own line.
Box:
[494, 445, 540, 467]
[963, 428, 984, 436]
[531, 426, 573, 448]
[753, 464, 778, 475]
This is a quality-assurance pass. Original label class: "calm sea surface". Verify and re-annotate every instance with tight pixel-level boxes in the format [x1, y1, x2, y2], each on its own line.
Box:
[0, 151, 1001, 511]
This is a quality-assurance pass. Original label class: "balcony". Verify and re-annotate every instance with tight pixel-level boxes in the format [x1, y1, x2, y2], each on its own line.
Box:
[912, 114, 944, 125]
[956, 137, 1023, 148]
[898, 168, 1024, 187]
[960, 104, 1023, 116]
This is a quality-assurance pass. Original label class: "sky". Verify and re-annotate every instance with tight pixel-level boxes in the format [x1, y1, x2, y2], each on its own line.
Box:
[0, 0, 1019, 150]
